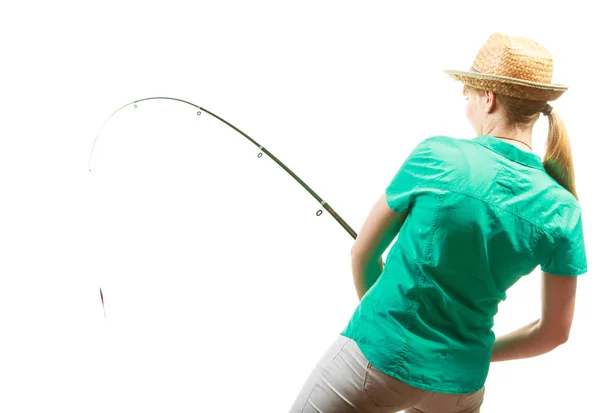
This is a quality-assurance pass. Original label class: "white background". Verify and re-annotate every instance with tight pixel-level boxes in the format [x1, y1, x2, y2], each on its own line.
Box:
[1, 1, 597, 412]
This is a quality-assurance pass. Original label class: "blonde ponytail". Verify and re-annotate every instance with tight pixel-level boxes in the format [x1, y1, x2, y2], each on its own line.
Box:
[542, 110, 579, 200]
[487, 88, 579, 201]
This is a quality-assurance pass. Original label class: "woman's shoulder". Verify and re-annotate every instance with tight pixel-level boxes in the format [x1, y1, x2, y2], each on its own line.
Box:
[412, 135, 472, 160]
[418, 135, 458, 144]
[416, 135, 471, 150]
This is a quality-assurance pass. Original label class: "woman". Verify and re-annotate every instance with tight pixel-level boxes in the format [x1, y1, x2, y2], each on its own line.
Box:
[288, 33, 587, 413]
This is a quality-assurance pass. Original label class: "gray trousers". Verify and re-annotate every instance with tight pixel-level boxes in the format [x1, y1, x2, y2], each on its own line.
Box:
[288, 335, 485, 413]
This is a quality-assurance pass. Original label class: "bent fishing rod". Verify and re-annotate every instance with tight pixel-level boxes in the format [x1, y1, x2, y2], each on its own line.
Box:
[89, 97, 358, 238]
[90, 97, 361, 315]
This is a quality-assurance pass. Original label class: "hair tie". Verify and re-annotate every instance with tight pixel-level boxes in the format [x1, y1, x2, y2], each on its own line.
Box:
[542, 103, 553, 116]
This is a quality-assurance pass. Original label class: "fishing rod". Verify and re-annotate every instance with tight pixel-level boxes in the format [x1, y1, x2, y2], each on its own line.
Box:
[90, 96, 360, 316]
[89, 97, 358, 237]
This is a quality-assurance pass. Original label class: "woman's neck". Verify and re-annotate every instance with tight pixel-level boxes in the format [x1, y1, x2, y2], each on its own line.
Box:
[482, 124, 533, 152]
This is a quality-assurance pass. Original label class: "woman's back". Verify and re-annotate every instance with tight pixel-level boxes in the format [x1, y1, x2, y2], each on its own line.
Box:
[340, 134, 586, 394]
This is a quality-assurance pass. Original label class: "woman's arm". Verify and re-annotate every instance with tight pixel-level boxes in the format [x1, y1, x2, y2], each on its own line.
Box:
[351, 194, 407, 301]
[491, 271, 577, 362]
[351, 256, 384, 301]
[491, 318, 561, 362]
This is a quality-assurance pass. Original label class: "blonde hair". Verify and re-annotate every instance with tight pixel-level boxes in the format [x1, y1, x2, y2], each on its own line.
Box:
[463, 85, 578, 200]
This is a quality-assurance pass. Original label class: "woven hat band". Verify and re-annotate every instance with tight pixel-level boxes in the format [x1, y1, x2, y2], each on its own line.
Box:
[451, 72, 564, 101]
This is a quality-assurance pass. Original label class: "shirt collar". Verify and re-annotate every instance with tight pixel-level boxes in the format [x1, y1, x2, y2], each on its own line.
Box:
[472, 135, 545, 170]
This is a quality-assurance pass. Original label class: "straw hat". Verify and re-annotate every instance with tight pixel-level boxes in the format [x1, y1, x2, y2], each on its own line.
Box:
[444, 33, 567, 102]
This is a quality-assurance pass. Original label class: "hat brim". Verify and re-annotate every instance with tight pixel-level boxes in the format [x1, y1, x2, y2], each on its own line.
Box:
[444, 69, 568, 101]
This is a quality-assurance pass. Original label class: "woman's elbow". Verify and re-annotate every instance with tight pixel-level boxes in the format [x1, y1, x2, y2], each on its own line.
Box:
[350, 244, 365, 260]
[556, 330, 570, 345]
[539, 324, 571, 347]
[350, 245, 375, 264]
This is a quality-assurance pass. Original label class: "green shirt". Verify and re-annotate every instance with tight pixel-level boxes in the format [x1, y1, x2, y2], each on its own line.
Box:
[341, 135, 588, 394]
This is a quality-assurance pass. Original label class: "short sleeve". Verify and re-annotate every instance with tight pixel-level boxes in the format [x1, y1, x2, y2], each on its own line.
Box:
[385, 138, 435, 213]
[540, 207, 588, 276]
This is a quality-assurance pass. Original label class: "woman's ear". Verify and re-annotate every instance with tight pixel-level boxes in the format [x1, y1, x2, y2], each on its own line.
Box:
[484, 90, 497, 114]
